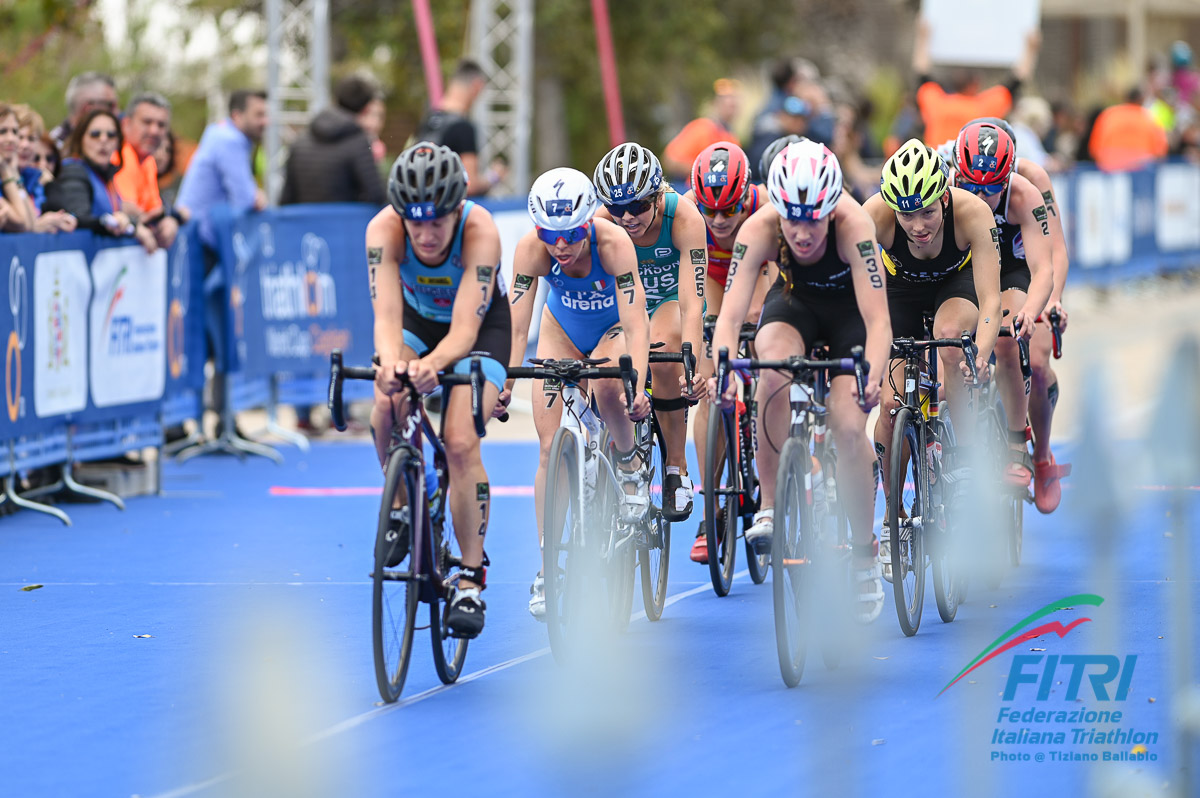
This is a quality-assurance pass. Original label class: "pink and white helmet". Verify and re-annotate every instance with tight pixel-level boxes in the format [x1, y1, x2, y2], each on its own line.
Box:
[766, 139, 843, 222]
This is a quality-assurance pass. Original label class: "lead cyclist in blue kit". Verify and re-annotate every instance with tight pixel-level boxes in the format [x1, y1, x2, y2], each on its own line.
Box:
[365, 141, 510, 639]
[499, 167, 652, 619]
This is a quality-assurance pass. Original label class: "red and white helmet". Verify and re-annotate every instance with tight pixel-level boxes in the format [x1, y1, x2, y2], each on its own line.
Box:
[690, 141, 752, 210]
[766, 139, 843, 222]
[953, 121, 1015, 186]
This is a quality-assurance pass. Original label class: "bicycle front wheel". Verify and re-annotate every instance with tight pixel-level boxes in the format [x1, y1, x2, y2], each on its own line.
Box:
[704, 401, 739, 596]
[429, 522, 469, 684]
[372, 447, 421, 703]
[543, 428, 583, 664]
[773, 437, 813, 687]
[888, 407, 927, 637]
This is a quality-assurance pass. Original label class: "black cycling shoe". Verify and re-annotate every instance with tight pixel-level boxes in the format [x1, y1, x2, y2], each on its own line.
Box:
[662, 472, 694, 522]
[445, 587, 486, 639]
[381, 508, 410, 568]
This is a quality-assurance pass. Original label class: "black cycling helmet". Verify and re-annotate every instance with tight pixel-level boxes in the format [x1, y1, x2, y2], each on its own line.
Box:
[388, 141, 468, 220]
[759, 134, 806, 183]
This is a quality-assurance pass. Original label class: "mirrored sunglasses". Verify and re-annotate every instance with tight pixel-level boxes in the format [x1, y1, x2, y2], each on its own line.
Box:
[698, 202, 744, 219]
[604, 198, 654, 218]
[536, 225, 589, 246]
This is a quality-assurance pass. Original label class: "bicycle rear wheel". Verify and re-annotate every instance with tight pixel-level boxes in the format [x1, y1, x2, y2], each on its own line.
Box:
[543, 428, 585, 663]
[372, 447, 421, 703]
[429, 518, 469, 684]
[639, 422, 671, 621]
[704, 402, 739, 596]
[888, 408, 926, 637]
[773, 437, 813, 687]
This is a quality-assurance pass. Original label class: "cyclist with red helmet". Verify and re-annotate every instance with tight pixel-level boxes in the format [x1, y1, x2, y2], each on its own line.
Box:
[682, 141, 771, 563]
[711, 140, 892, 622]
[968, 116, 1071, 512]
[952, 120, 1053, 488]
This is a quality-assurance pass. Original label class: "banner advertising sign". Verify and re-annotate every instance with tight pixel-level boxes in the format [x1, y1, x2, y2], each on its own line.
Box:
[1155, 163, 1200, 252]
[33, 248, 90, 418]
[89, 245, 167, 408]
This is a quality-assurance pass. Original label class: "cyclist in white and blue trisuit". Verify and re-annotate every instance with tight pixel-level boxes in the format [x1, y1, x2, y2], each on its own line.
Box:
[500, 167, 651, 619]
[366, 141, 509, 639]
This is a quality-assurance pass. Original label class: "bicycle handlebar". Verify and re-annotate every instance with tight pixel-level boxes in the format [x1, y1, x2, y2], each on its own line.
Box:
[328, 349, 489, 438]
[703, 319, 758, 344]
[647, 342, 696, 397]
[506, 355, 640, 416]
[716, 345, 870, 409]
[1047, 308, 1064, 359]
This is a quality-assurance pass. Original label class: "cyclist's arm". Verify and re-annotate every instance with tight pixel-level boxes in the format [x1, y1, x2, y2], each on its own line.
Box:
[422, 207, 502, 372]
[836, 198, 891, 389]
[953, 188, 1002, 364]
[1018, 160, 1069, 307]
[713, 204, 778, 364]
[746, 263, 772, 324]
[1011, 176, 1053, 325]
[672, 195, 708, 372]
[366, 208, 406, 367]
[597, 219, 650, 389]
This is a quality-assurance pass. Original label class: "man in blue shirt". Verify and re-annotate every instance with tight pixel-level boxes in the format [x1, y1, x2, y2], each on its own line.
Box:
[176, 89, 268, 438]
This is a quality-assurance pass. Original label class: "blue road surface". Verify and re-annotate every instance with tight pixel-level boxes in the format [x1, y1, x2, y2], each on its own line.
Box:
[1, 438, 1197, 798]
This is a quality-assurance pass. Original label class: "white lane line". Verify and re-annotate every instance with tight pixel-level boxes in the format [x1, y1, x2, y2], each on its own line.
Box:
[143, 569, 749, 798]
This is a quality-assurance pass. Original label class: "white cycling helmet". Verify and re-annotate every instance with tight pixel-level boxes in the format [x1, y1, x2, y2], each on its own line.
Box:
[528, 167, 598, 230]
[592, 142, 663, 205]
[766, 139, 843, 222]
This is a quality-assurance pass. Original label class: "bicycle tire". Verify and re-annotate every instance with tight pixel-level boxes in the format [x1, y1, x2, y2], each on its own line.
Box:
[888, 407, 926, 637]
[429, 518, 469, 684]
[817, 446, 850, 670]
[605, 452, 637, 631]
[981, 395, 1013, 590]
[372, 447, 421, 703]
[639, 422, 671, 621]
[742, 410, 769, 585]
[931, 405, 959, 624]
[773, 437, 812, 687]
[704, 401, 739, 596]
[543, 428, 582, 664]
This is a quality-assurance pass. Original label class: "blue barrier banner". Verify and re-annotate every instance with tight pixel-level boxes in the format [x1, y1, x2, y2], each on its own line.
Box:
[214, 204, 377, 379]
[165, 223, 208, 395]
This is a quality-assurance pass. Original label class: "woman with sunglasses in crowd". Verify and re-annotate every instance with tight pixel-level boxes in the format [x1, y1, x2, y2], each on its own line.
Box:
[680, 141, 772, 564]
[502, 167, 651, 619]
[950, 121, 1053, 492]
[711, 139, 892, 622]
[593, 142, 708, 524]
[43, 109, 156, 250]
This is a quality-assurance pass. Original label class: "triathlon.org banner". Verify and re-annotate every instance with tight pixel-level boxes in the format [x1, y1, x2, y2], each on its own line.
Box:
[215, 204, 377, 378]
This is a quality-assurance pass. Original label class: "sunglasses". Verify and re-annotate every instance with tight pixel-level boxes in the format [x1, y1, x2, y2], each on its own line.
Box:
[698, 202, 744, 219]
[87, 129, 119, 140]
[958, 180, 1005, 196]
[536, 225, 589, 246]
[604, 198, 654, 218]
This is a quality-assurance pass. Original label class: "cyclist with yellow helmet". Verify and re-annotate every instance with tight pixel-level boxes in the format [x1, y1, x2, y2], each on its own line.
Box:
[862, 138, 1002, 577]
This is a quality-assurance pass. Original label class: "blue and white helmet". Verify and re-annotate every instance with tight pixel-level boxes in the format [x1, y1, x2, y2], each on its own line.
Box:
[592, 142, 663, 204]
[528, 168, 598, 230]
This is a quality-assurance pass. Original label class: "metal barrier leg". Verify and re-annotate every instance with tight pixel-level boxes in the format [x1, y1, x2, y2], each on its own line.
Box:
[3, 446, 71, 525]
[250, 376, 311, 452]
[61, 459, 125, 510]
[175, 384, 283, 465]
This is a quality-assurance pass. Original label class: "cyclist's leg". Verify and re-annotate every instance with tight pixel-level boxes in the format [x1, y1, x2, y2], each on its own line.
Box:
[590, 322, 637, 454]
[994, 286, 1032, 480]
[1028, 317, 1056, 463]
[932, 281, 980, 445]
[648, 300, 687, 469]
[874, 284, 928, 495]
[753, 321, 806, 515]
[371, 338, 422, 467]
[442, 378, 502, 585]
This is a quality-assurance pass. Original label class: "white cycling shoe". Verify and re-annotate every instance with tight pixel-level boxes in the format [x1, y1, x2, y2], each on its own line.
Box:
[879, 521, 892, 583]
[528, 573, 546, 621]
[618, 465, 650, 523]
[854, 561, 886, 624]
[744, 508, 775, 552]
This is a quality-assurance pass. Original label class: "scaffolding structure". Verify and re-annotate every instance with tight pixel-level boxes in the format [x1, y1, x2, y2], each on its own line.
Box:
[468, 0, 534, 196]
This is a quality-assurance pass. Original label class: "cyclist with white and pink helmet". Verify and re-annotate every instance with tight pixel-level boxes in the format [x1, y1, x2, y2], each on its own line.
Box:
[709, 139, 893, 622]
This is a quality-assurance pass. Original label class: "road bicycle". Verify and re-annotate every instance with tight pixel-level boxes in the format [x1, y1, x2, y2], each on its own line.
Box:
[328, 349, 490, 703]
[715, 344, 867, 687]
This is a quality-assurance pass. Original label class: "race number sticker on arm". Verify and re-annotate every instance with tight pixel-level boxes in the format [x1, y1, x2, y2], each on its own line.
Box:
[1032, 205, 1050, 236]
[856, 240, 883, 289]
[725, 242, 747, 291]
[475, 266, 494, 318]
[690, 248, 705, 298]
[513, 273, 533, 303]
[1041, 190, 1057, 218]
[617, 272, 635, 304]
[990, 226, 1002, 258]
[368, 247, 382, 299]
